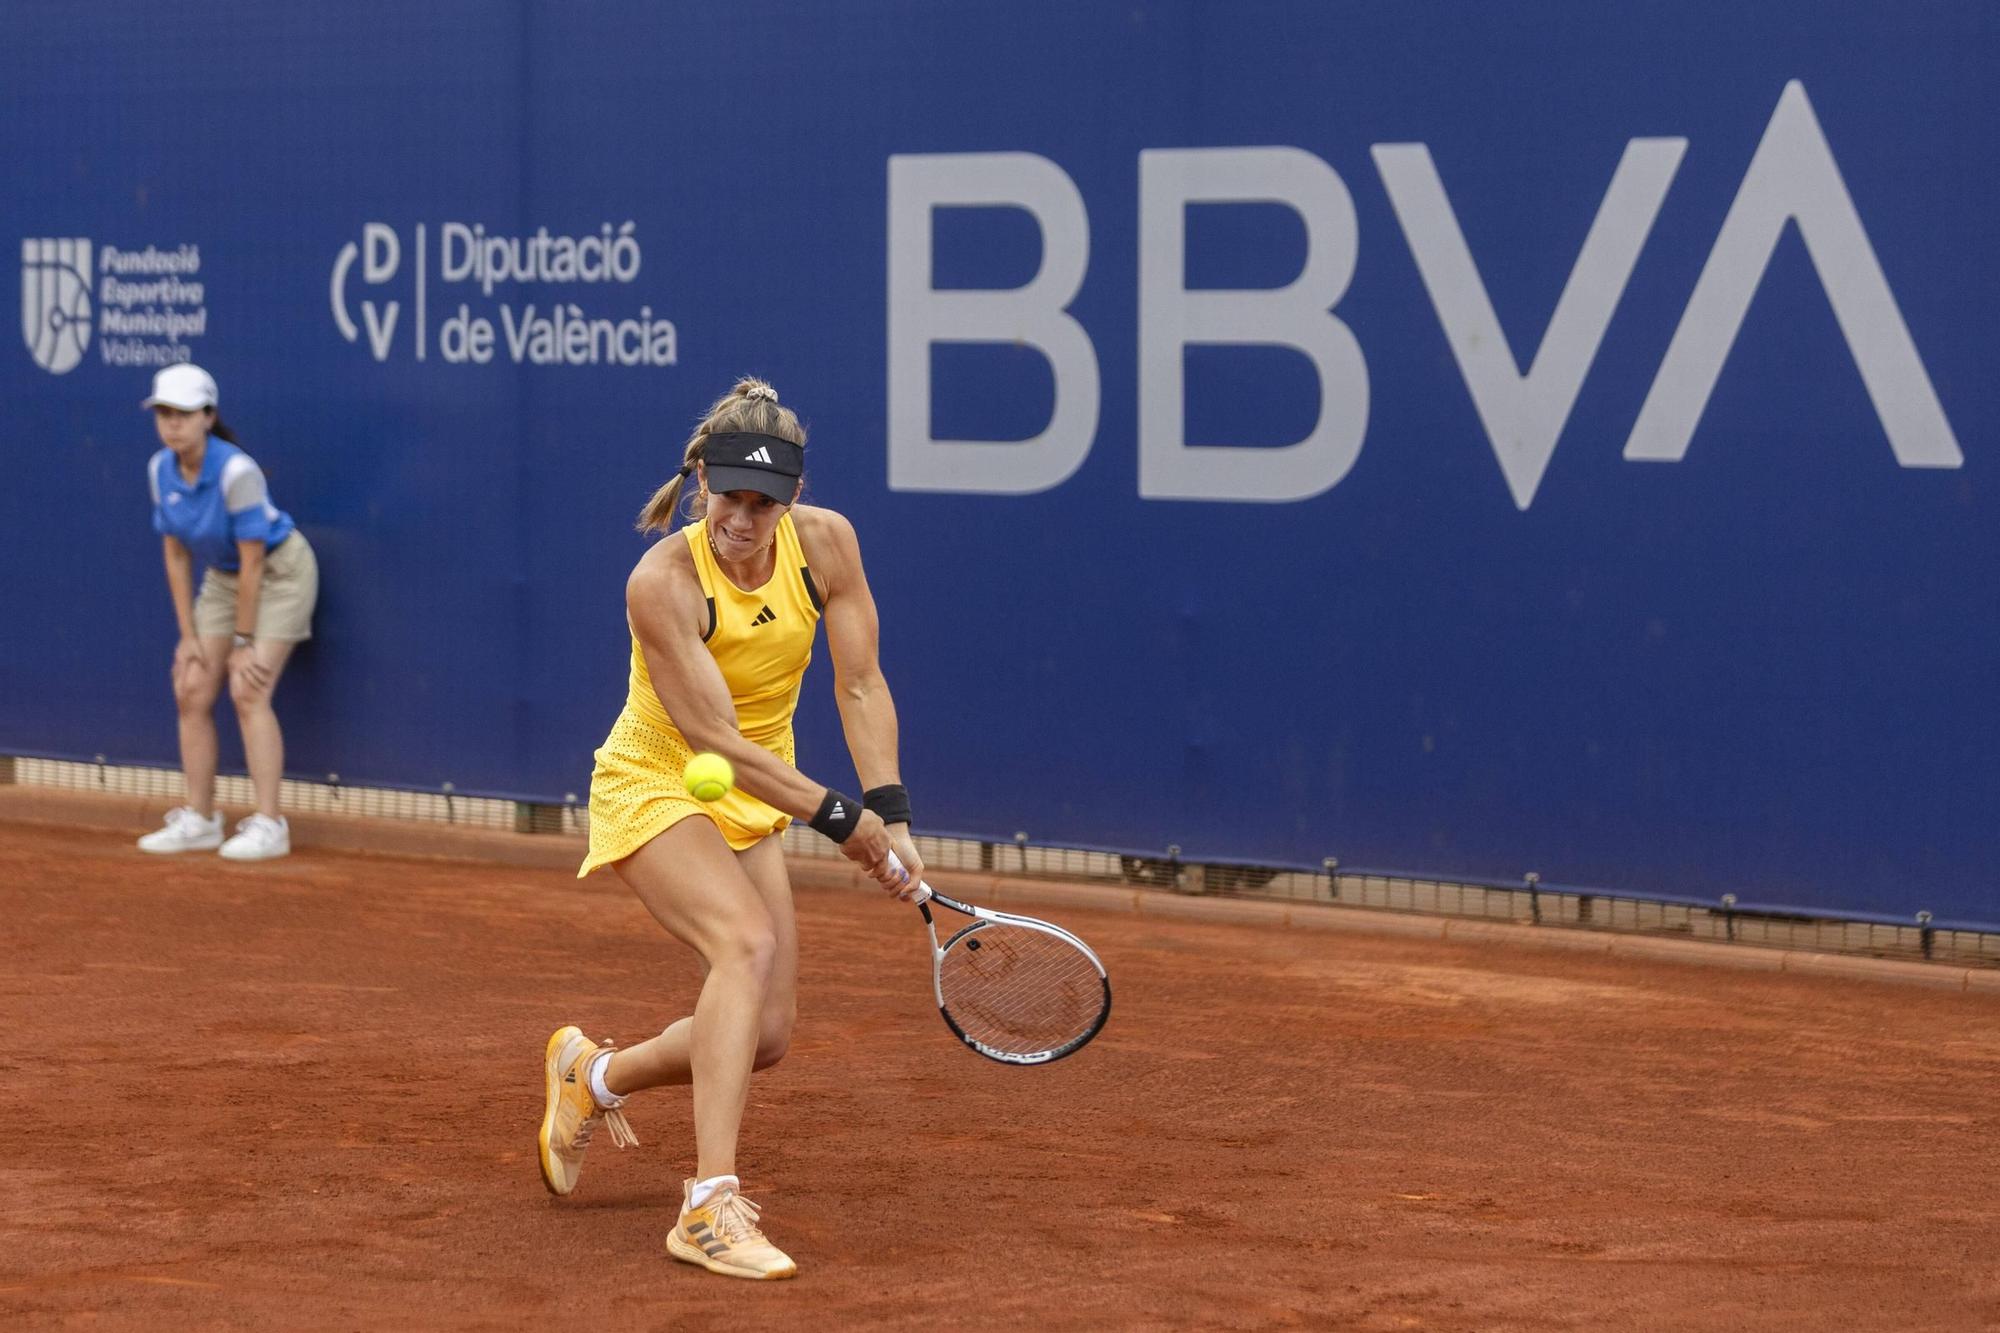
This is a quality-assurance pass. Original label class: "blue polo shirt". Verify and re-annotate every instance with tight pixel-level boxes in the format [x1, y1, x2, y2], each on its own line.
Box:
[148, 437, 296, 572]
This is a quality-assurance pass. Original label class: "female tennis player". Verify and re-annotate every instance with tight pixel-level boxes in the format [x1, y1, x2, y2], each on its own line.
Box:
[135, 363, 318, 862]
[539, 377, 923, 1281]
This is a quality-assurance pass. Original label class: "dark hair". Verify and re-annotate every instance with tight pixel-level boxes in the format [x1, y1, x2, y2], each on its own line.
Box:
[207, 408, 239, 444]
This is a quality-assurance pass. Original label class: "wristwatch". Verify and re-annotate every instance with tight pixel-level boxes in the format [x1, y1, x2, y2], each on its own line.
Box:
[231, 632, 255, 650]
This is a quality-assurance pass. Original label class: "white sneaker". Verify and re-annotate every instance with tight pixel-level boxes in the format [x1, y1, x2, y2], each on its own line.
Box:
[138, 806, 224, 854]
[219, 813, 291, 861]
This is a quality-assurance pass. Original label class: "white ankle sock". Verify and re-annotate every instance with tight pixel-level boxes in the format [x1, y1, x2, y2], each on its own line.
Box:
[587, 1049, 622, 1107]
[689, 1174, 738, 1209]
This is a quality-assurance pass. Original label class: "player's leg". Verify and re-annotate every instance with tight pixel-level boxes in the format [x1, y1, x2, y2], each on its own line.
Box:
[612, 816, 780, 1180]
[619, 820, 798, 1279]
[140, 635, 229, 852]
[183, 569, 236, 815]
[219, 640, 298, 859]
[732, 833, 799, 1068]
[180, 634, 232, 811]
[228, 639, 296, 815]
[602, 831, 799, 1092]
[233, 531, 316, 825]
[541, 812, 774, 1199]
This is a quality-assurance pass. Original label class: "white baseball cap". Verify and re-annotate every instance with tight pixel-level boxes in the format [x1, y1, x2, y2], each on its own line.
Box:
[141, 363, 218, 411]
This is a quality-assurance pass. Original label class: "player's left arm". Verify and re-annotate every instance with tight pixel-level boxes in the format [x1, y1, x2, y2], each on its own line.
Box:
[230, 538, 273, 691]
[223, 457, 276, 689]
[802, 506, 926, 891]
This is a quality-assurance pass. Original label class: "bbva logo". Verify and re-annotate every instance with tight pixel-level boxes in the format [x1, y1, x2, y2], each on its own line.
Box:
[22, 238, 93, 374]
[888, 82, 1962, 508]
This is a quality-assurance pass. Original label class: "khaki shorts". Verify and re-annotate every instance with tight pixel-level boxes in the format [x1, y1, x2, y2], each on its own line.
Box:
[194, 531, 319, 642]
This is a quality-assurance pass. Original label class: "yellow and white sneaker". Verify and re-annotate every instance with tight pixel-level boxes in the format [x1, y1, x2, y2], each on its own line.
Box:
[666, 1178, 798, 1280]
[537, 1025, 637, 1196]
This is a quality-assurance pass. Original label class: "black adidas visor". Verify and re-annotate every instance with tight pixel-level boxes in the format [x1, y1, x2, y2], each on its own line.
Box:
[702, 432, 804, 502]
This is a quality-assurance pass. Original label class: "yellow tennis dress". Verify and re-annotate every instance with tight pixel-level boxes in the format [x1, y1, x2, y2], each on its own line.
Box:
[579, 513, 823, 875]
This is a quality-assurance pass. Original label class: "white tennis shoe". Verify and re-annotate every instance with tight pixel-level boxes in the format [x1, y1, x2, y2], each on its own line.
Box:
[137, 806, 224, 854]
[219, 813, 291, 861]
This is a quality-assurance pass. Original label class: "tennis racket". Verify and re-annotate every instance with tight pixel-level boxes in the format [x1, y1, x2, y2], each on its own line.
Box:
[886, 852, 1112, 1065]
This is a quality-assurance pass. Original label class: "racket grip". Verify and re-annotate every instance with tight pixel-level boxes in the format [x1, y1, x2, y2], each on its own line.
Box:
[885, 851, 933, 904]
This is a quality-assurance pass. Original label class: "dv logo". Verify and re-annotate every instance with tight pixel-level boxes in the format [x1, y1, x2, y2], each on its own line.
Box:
[330, 223, 405, 360]
[22, 238, 93, 374]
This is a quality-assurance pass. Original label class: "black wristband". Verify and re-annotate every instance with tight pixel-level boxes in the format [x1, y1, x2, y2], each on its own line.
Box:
[863, 783, 911, 826]
[808, 788, 862, 844]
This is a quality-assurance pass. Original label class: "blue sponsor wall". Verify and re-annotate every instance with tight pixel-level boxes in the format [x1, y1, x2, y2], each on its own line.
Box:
[4, 3, 1994, 925]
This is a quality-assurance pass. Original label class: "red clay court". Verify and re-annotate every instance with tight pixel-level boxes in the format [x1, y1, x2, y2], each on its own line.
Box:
[3, 815, 1997, 1331]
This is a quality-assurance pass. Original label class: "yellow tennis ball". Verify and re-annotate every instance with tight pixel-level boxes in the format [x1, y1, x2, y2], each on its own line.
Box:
[683, 751, 735, 803]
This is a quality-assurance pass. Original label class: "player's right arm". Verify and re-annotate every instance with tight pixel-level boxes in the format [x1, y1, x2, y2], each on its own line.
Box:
[625, 545, 896, 875]
[161, 536, 208, 682]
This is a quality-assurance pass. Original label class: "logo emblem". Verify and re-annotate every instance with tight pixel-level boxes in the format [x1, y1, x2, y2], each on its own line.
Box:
[752, 604, 776, 626]
[22, 238, 92, 374]
[746, 446, 773, 464]
[331, 223, 406, 361]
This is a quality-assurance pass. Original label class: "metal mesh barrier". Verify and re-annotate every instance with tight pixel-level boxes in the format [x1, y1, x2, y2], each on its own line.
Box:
[7, 755, 1995, 969]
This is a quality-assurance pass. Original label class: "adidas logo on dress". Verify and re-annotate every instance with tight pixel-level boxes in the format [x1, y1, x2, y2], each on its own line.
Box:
[752, 604, 776, 625]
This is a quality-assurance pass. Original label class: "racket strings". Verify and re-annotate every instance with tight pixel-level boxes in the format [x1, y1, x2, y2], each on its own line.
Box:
[938, 924, 1103, 1054]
